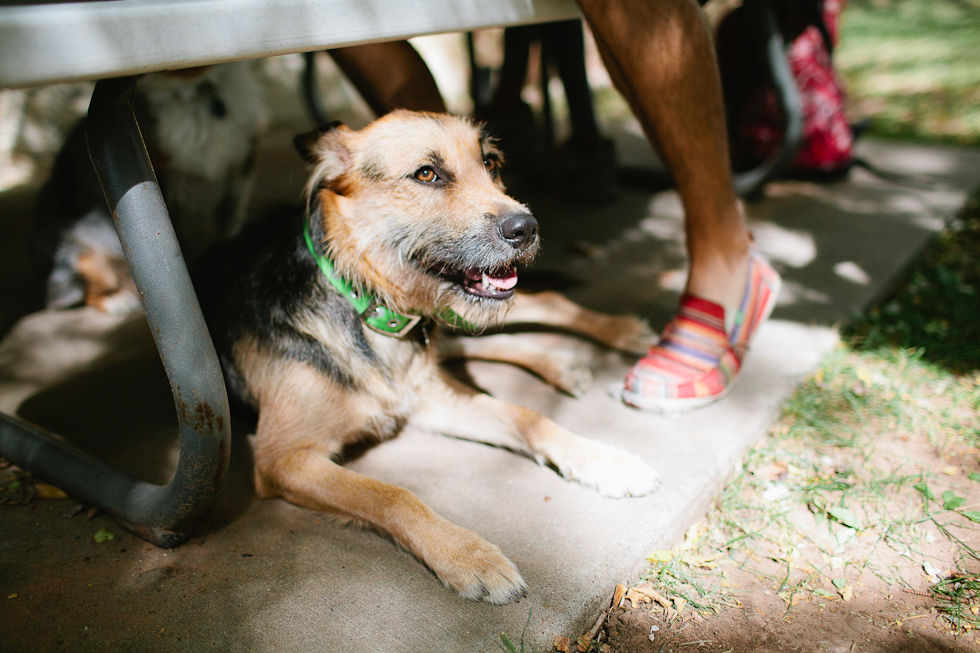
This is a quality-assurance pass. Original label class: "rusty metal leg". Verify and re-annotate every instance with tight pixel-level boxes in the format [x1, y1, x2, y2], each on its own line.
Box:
[0, 76, 231, 548]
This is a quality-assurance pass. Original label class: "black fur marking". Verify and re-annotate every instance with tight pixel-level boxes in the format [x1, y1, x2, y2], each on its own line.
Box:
[359, 157, 387, 182]
[195, 208, 382, 399]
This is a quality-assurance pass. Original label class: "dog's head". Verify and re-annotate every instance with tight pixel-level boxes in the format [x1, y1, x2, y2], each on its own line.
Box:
[296, 111, 538, 330]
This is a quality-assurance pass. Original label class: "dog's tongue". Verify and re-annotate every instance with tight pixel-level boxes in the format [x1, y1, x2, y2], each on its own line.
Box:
[467, 267, 518, 291]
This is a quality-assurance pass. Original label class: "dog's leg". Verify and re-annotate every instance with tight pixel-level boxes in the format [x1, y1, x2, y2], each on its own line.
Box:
[500, 291, 657, 355]
[437, 332, 593, 396]
[409, 372, 660, 498]
[249, 369, 528, 604]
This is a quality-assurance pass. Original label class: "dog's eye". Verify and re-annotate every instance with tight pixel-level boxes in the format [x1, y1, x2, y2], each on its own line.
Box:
[484, 157, 498, 174]
[414, 167, 438, 183]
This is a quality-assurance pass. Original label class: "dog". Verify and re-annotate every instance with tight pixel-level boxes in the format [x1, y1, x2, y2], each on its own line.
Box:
[194, 110, 660, 604]
[32, 62, 266, 314]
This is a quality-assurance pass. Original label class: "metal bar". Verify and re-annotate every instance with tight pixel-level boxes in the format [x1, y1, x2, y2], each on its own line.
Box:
[302, 51, 331, 126]
[0, 76, 231, 548]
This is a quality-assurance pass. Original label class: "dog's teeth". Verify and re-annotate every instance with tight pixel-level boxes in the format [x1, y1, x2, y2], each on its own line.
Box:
[481, 272, 491, 289]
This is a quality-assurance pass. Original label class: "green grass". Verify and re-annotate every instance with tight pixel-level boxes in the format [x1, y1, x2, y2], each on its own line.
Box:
[837, 0, 980, 145]
[638, 344, 980, 624]
[845, 189, 980, 373]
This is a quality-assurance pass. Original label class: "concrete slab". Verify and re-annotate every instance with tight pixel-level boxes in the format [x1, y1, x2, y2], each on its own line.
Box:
[1, 137, 978, 652]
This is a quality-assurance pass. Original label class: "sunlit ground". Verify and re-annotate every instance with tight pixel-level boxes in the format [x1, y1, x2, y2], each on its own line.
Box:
[837, 0, 980, 145]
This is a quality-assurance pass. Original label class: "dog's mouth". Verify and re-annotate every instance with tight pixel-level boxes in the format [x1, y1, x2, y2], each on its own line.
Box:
[433, 264, 519, 300]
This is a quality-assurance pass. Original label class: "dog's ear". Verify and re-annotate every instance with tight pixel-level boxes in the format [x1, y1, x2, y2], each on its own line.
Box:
[293, 121, 347, 164]
[295, 122, 354, 187]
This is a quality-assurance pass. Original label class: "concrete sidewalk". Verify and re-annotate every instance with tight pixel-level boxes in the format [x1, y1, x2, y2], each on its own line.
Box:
[1, 137, 978, 653]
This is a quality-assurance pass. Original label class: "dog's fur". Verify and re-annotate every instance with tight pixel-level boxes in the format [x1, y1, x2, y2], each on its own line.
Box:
[32, 62, 266, 313]
[195, 110, 659, 604]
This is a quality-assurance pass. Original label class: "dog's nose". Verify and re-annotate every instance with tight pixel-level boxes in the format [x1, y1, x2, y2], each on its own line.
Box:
[498, 212, 538, 248]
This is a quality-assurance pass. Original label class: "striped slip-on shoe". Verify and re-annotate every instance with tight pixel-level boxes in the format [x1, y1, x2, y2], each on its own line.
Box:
[620, 250, 781, 415]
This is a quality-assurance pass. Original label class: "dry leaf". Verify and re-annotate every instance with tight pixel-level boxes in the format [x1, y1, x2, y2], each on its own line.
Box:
[554, 635, 572, 652]
[625, 588, 652, 606]
[673, 597, 687, 614]
[576, 636, 592, 652]
[943, 466, 960, 476]
[613, 584, 627, 609]
[648, 550, 673, 563]
[754, 461, 789, 482]
[841, 585, 853, 601]
[35, 484, 69, 500]
[627, 586, 671, 609]
[679, 553, 721, 569]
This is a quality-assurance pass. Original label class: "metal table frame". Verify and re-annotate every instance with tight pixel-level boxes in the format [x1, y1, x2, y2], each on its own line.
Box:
[0, 0, 798, 548]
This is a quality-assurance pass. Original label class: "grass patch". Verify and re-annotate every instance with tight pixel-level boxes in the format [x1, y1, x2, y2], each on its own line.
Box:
[634, 180, 980, 629]
[837, 0, 980, 145]
[845, 188, 980, 373]
[637, 345, 980, 625]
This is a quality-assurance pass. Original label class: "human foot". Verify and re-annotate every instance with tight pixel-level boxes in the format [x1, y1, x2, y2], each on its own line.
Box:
[620, 250, 781, 414]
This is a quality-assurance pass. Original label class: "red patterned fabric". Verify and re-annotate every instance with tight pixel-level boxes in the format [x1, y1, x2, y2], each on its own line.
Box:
[723, 0, 853, 175]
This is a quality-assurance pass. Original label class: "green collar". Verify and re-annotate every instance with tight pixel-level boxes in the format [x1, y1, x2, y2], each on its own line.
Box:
[304, 223, 472, 337]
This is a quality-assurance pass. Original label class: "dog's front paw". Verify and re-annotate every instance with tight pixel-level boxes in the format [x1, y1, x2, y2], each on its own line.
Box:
[423, 525, 528, 605]
[549, 351, 594, 397]
[600, 315, 658, 356]
[545, 436, 660, 498]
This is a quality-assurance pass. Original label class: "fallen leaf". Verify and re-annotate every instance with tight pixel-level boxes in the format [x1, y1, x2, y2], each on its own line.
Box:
[942, 490, 966, 510]
[94, 528, 115, 543]
[648, 550, 673, 563]
[553, 635, 572, 653]
[841, 585, 853, 601]
[832, 578, 847, 591]
[679, 553, 721, 569]
[7, 594, 17, 599]
[613, 584, 627, 609]
[754, 461, 789, 482]
[827, 506, 862, 530]
[34, 484, 69, 500]
[943, 466, 960, 476]
[960, 510, 980, 524]
[576, 636, 592, 652]
[673, 597, 687, 614]
[969, 472, 980, 484]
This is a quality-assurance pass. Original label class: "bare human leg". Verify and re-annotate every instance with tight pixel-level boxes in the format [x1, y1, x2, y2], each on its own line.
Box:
[328, 41, 447, 116]
[577, 0, 780, 412]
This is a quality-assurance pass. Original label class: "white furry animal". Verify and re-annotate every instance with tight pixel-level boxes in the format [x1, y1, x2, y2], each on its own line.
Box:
[34, 62, 268, 313]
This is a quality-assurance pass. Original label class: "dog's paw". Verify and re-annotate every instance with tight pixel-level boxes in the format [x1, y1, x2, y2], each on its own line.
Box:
[547, 436, 660, 498]
[600, 315, 658, 356]
[425, 527, 528, 604]
[549, 351, 594, 397]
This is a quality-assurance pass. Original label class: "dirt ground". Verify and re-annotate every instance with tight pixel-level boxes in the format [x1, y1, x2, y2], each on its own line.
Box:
[556, 350, 980, 653]
[602, 571, 974, 653]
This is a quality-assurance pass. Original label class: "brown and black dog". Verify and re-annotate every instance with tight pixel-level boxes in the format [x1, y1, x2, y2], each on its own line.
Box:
[195, 110, 659, 604]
